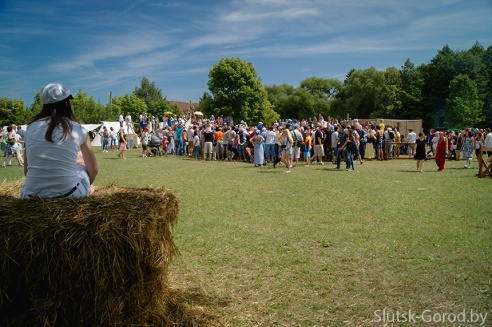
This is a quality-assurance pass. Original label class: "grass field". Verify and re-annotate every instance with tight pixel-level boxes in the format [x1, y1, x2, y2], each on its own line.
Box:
[2, 148, 491, 326]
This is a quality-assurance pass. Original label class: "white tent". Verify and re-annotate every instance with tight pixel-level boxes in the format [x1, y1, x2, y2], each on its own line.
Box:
[3, 124, 28, 132]
[82, 123, 102, 135]
[91, 121, 139, 148]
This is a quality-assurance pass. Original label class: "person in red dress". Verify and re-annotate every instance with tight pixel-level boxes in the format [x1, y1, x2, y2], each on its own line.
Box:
[435, 132, 448, 171]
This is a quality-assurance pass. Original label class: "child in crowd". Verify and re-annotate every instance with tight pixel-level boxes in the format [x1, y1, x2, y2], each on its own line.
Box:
[161, 136, 169, 157]
[304, 131, 312, 166]
[193, 130, 200, 160]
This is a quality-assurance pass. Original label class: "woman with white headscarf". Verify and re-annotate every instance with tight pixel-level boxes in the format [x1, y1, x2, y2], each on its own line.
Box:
[251, 129, 265, 167]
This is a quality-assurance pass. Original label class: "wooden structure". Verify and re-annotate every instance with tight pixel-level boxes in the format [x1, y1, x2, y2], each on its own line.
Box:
[341, 119, 422, 133]
[384, 142, 415, 159]
[477, 145, 492, 178]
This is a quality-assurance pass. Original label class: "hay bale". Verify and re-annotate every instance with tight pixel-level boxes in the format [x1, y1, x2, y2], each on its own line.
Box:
[0, 182, 180, 326]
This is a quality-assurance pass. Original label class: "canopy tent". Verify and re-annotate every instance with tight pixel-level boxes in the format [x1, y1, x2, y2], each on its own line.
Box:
[82, 124, 102, 134]
[91, 121, 139, 148]
[2, 124, 28, 132]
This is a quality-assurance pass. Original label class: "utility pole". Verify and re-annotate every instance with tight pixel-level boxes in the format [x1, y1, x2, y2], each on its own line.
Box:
[109, 91, 113, 115]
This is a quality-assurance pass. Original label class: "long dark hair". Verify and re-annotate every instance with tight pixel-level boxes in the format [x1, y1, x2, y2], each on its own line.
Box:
[347, 129, 354, 141]
[29, 99, 78, 142]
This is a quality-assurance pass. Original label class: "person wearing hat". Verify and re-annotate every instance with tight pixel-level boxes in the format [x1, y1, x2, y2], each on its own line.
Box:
[386, 127, 395, 157]
[20, 83, 98, 198]
[251, 129, 265, 167]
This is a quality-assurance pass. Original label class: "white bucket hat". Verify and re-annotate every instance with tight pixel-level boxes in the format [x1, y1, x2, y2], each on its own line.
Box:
[40, 83, 74, 104]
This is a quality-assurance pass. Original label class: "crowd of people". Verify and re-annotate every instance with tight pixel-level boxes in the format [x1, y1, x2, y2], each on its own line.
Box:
[1, 124, 25, 168]
[131, 114, 492, 173]
[4, 110, 492, 175]
[2, 83, 490, 201]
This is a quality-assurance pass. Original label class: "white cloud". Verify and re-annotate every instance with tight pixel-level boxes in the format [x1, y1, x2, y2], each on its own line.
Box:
[0, 0, 491, 106]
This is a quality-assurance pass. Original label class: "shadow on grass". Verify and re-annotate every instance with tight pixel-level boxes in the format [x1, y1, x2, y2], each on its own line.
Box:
[166, 286, 229, 326]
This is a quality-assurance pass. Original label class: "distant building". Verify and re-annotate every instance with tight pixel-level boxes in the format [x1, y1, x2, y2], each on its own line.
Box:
[168, 101, 199, 116]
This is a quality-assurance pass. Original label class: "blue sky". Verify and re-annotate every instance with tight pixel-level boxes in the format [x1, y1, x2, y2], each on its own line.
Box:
[1, 0, 491, 108]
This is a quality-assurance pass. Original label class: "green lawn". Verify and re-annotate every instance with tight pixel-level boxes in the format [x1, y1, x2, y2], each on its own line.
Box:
[2, 148, 491, 326]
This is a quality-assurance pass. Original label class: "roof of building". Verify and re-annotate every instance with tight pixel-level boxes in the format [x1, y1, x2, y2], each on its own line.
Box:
[168, 101, 199, 115]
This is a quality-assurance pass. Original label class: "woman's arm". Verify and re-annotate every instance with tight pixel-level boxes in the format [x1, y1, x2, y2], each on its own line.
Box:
[80, 134, 98, 184]
[23, 147, 28, 176]
[341, 138, 350, 150]
[287, 131, 294, 146]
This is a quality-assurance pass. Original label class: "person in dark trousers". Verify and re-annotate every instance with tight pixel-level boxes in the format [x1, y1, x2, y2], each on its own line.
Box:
[335, 125, 347, 169]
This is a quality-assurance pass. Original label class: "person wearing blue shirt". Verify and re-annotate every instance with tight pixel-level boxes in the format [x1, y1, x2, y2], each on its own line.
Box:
[175, 124, 184, 155]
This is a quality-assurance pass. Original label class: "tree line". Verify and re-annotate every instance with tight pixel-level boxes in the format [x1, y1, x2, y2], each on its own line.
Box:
[1, 42, 490, 130]
[202, 42, 490, 130]
[0, 77, 180, 127]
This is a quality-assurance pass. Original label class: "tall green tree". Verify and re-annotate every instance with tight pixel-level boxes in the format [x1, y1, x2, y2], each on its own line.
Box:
[27, 89, 44, 120]
[206, 57, 278, 124]
[133, 77, 171, 117]
[300, 77, 342, 99]
[264, 84, 296, 119]
[198, 92, 214, 117]
[421, 45, 459, 126]
[445, 74, 484, 127]
[111, 94, 147, 124]
[72, 90, 108, 123]
[300, 77, 342, 118]
[370, 67, 403, 118]
[289, 87, 320, 119]
[399, 59, 424, 119]
[333, 67, 386, 119]
[483, 45, 492, 126]
[0, 98, 27, 126]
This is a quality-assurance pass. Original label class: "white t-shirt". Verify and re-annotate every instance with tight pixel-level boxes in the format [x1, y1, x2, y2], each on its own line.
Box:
[485, 133, 492, 149]
[141, 132, 149, 145]
[331, 131, 339, 148]
[187, 128, 194, 142]
[193, 134, 200, 147]
[432, 134, 439, 150]
[265, 131, 276, 145]
[14, 133, 22, 151]
[407, 132, 417, 143]
[21, 119, 89, 198]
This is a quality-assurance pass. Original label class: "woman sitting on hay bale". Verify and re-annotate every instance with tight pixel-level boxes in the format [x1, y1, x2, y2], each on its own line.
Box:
[20, 83, 98, 199]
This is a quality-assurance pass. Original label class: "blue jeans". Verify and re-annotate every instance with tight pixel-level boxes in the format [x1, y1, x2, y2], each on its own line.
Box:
[336, 146, 343, 168]
[193, 145, 200, 159]
[102, 138, 109, 151]
[175, 139, 183, 155]
[359, 144, 366, 159]
[345, 149, 354, 169]
[265, 144, 276, 160]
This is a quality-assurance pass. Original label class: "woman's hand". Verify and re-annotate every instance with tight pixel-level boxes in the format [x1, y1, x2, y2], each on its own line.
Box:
[80, 135, 98, 184]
